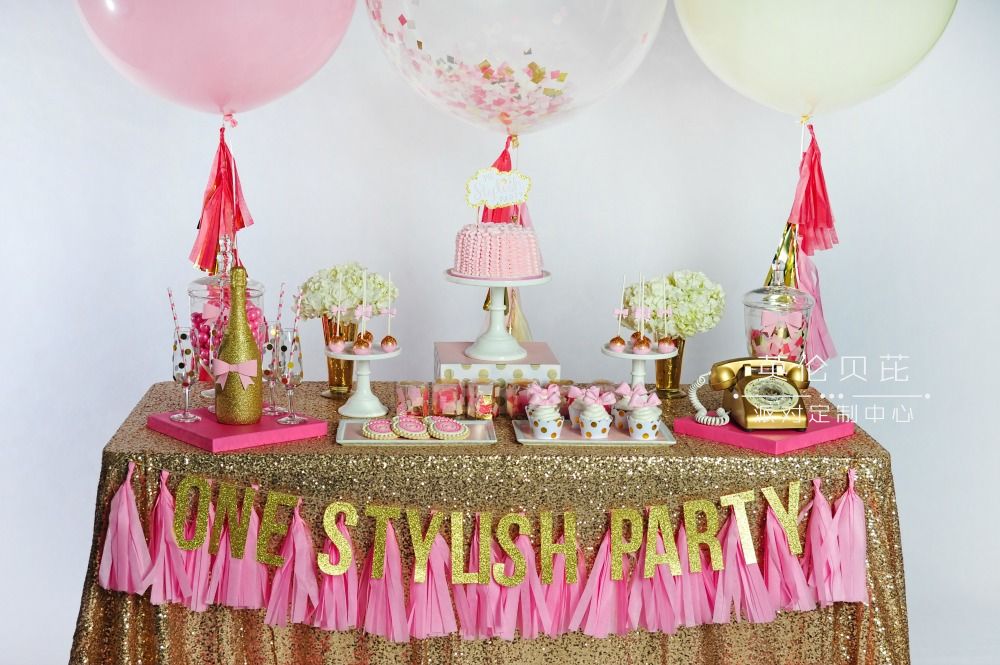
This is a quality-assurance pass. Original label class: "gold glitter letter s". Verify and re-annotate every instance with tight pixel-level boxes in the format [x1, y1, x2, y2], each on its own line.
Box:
[407, 509, 445, 584]
[492, 513, 529, 587]
[209, 483, 255, 558]
[539, 511, 578, 584]
[365, 505, 402, 580]
[256, 490, 298, 567]
[762, 481, 803, 555]
[683, 499, 723, 573]
[610, 508, 643, 581]
[173, 475, 211, 551]
[317, 501, 358, 576]
[720, 489, 758, 565]
[644, 505, 681, 578]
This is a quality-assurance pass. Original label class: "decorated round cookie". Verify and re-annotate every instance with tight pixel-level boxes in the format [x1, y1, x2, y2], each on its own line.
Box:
[361, 418, 395, 440]
[427, 417, 469, 441]
[391, 415, 430, 440]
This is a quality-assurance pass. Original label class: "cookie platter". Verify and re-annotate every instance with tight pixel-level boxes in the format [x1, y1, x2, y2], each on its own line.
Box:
[335, 416, 498, 446]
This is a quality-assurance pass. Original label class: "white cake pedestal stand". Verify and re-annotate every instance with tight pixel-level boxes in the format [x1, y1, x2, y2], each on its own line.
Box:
[444, 270, 551, 361]
[601, 344, 678, 388]
[325, 345, 402, 418]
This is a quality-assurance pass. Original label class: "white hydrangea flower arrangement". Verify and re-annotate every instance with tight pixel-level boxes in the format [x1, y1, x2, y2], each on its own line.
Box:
[623, 271, 725, 339]
[298, 263, 398, 321]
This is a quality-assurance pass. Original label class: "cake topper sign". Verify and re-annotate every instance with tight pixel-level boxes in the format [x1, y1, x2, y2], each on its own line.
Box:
[465, 167, 532, 209]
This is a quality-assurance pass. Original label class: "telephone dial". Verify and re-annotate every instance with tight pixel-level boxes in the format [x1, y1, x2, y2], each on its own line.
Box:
[688, 357, 809, 431]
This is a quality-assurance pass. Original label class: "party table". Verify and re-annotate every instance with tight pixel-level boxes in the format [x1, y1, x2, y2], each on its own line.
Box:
[71, 381, 908, 665]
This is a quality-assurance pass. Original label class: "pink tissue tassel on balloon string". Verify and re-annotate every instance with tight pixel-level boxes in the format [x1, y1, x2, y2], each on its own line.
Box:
[358, 520, 408, 642]
[766, 123, 837, 367]
[189, 123, 254, 274]
[407, 534, 458, 638]
[141, 470, 192, 605]
[98, 461, 152, 595]
[311, 514, 359, 631]
[265, 500, 319, 627]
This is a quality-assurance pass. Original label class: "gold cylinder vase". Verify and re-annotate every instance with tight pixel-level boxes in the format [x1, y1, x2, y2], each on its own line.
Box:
[655, 338, 686, 399]
[321, 316, 357, 397]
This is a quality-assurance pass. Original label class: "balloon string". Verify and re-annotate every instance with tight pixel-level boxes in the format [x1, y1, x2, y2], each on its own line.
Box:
[799, 114, 811, 155]
[222, 113, 238, 129]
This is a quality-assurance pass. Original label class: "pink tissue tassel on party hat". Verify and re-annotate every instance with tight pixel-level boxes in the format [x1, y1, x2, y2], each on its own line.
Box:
[675, 524, 716, 627]
[833, 469, 869, 604]
[711, 513, 776, 624]
[452, 514, 503, 640]
[189, 125, 254, 274]
[206, 484, 270, 610]
[627, 521, 681, 634]
[543, 536, 587, 638]
[183, 500, 216, 612]
[311, 514, 359, 631]
[141, 470, 192, 605]
[98, 461, 151, 594]
[762, 507, 816, 612]
[568, 530, 631, 638]
[799, 478, 843, 607]
[496, 534, 552, 640]
[265, 500, 319, 626]
[358, 519, 408, 642]
[408, 534, 458, 638]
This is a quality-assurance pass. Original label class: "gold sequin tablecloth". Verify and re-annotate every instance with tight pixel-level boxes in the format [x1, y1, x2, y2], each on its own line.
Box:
[71, 381, 908, 665]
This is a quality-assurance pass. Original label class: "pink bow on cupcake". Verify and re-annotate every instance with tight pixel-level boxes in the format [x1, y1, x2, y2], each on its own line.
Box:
[628, 392, 661, 409]
[614, 382, 647, 399]
[528, 384, 561, 406]
[582, 390, 616, 407]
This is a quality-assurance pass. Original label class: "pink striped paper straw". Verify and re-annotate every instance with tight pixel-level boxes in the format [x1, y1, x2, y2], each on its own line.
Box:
[275, 281, 287, 330]
[166, 288, 181, 341]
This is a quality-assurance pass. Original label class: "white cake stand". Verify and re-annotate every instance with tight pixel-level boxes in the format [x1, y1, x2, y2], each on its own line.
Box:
[601, 343, 678, 388]
[325, 344, 402, 418]
[444, 270, 551, 361]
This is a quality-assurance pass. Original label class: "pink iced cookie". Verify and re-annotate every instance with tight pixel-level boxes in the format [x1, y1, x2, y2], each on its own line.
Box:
[361, 418, 394, 440]
[427, 417, 469, 441]
[391, 416, 429, 440]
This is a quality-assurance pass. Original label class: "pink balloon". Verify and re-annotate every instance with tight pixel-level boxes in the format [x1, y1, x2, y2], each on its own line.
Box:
[77, 0, 356, 115]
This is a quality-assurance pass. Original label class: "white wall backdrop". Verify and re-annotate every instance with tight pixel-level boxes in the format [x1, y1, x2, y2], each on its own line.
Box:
[2, 1, 997, 663]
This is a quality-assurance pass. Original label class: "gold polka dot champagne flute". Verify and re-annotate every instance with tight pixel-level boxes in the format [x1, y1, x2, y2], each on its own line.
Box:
[261, 325, 287, 416]
[275, 328, 307, 425]
[170, 327, 201, 423]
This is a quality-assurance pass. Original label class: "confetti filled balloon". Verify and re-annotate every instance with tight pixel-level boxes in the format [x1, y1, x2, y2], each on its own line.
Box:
[365, 0, 668, 134]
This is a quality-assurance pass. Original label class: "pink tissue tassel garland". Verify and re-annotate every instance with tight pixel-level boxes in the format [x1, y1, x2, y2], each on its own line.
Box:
[206, 484, 270, 610]
[568, 530, 631, 638]
[141, 470, 192, 605]
[833, 469, 869, 604]
[496, 534, 552, 640]
[408, 534, 458, 638]
[675, 524, 716, 627]
[627, 520, 681, 634]
[762, 507, 816, 612]
[311, 514, 359, 631]
[800, 478, 843, 607]
[711, 513, 776, 624]
[184, 500, 216, 612]
[358, 519, 408, 642]
[543, 536, 587, 638]
[452, 514, 503, 640]
[98, 461, 151, 594]
[265, 500, 319, 627]
[189, 125, 254, 274]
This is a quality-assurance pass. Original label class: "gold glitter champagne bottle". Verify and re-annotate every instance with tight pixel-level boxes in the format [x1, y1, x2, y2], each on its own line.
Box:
[214, 266, 262, 424]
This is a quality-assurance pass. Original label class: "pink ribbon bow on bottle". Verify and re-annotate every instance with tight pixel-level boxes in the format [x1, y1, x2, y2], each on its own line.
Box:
[528, 384, 561, 407]
[628, 392, 661, 409]
[614, 382, 647, 399]
[212, 358, 257, 390]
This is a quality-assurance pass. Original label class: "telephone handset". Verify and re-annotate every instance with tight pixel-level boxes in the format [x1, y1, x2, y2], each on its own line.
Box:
[688, 357, 809, 431]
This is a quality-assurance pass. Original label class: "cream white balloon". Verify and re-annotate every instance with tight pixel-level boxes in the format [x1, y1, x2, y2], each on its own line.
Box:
[675, 0, 956, 116]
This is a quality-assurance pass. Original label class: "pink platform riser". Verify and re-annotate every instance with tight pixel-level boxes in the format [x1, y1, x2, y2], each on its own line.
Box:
[147, 408, 328, 453]
[672, 415, 854, 455]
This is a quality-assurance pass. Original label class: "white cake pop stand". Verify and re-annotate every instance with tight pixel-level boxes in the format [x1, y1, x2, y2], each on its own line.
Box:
[601, 343, 678, 388]
[444, 270, 551, 361]
[325, 344, 402, 418]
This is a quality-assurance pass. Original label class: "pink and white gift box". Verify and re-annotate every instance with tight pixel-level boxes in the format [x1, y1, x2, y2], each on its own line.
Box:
[434, 341, 561, 387]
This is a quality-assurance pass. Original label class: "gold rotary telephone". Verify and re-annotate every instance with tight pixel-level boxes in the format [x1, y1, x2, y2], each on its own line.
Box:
[688, 357, 810, 431]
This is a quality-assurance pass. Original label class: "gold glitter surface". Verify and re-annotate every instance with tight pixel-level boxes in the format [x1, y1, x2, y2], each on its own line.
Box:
[71, 381, 909, 664]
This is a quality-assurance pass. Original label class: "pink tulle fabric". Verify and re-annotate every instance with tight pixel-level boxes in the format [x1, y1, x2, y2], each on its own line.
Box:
[801, 478, 842, 607]
[142, 470, 191, 605]
[98, 461, 151, 595]
[264, 501, 319, 627]
[833, 469, 869, 604]
[183, 501, 216, 612]
[543, 536, 587, 638]
[311, 516, 359, 631]
[358, 520, 408, 642]
[568, 531, 630, 638]
[408, 534, 458, 638]
[628, 526, 681, 634]
[712, 514, 776, 624]
[762, 507, 816, 612]
[453, 515, 503, 640]
[206, 486, 269, 610]
[675, 524, 716, 627]
[496, 535, 552, 640]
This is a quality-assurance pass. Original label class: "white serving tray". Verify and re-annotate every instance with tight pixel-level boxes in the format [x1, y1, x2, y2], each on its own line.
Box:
[512, 419, 675, 447]
[335, 419, 498, 447]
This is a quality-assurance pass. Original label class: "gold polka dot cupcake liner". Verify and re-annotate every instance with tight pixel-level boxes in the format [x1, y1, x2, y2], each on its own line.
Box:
[579, 416, 613, 440]
[529, 416, 565, 440]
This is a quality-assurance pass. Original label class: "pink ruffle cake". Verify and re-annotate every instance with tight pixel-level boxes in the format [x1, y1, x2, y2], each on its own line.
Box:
[452, 223, 543, 279]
